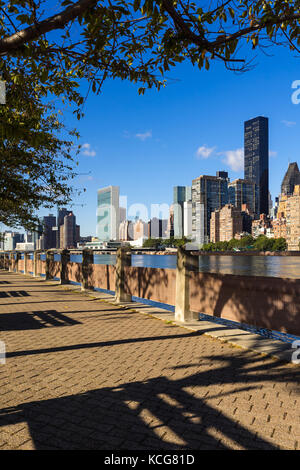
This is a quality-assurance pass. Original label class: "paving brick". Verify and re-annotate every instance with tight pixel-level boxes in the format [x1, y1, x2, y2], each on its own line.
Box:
[0, 271, 299, 450]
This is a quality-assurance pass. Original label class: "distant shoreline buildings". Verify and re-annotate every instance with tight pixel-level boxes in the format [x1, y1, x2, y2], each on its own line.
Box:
[2, 116, 300, 251]
[90, 116, 300, 252]
[0, 209, 81, 251]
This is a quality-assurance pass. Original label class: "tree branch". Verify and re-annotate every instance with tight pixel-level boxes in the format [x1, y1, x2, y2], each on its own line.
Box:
[0, 0, 97, 55]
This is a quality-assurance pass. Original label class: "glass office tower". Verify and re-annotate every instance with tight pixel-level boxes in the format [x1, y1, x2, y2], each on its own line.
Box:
[244, 116, 269, 215]
[192, 172, 229, 243]
[173, 186, 192, 238]
[228, 179, 259, 215]
[97, 186, 120, 241]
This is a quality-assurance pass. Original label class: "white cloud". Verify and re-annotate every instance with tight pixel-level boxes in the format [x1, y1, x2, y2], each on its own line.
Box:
[81, 142, 96, 157]
[281, 120, 296, 127]
[221, 148, 244, 172]
[269, 150, 277, 158]
[196, 145, 216, 159]
[135, 130, 152, 141]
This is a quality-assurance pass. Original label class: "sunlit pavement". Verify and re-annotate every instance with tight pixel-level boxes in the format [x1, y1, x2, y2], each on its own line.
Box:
[0, 271, 299, 450]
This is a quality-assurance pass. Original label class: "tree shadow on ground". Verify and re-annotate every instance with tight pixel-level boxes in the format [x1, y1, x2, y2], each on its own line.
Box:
[0, 291, 30, 298]
[0, 350, 299, 450]
[0, 310, 80, 330]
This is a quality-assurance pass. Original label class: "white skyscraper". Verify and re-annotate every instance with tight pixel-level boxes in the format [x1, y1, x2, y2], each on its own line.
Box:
[183, 201, 192, 238]
[97, 186, 120, 241]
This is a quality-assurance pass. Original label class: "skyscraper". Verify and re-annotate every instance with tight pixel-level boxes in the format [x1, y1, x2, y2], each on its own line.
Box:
[64, 212, 78, 249]
[228, 179, 259, 215]
[57, 211, 80, 249]
[56, 208, 70, 248]
[281, 162, 300, 196]
[42, 214, 56, 249]
[244, 116, 269, 215]
[192, 172, 229, 243]
[97, 186, 120, 241]
[173, 186, 192, 238]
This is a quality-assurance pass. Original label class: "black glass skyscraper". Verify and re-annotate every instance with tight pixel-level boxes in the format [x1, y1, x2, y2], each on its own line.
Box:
[244, 116, 269, 215]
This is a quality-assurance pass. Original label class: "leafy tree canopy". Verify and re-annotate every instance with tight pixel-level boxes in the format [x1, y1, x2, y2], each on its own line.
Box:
[1, 0, 300, 97]
[0, 80, 80, 230]
[1, 0, 300, 229]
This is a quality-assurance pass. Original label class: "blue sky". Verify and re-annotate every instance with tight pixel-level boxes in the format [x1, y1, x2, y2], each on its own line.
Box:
[45, 43, 300, 237]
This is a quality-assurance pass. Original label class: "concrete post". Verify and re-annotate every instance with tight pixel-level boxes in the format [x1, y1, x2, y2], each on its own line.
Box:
[24, 252, 28, 275]
[33, 250, 40, 277]
[15, 252, 21, 273]
[9, 252, 14, 272]
[81, 249, 94, 291]
[4, 253, 9, 270]
[45, 250, 54, 281]
[175, 246, 198, 322]
[59, 249, 70, 285]
[114, 247, 132, 303]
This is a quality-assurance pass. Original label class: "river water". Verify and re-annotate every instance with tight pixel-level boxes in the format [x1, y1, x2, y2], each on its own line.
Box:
[91, 253, 300, 279]
[41, 253, 300, 278]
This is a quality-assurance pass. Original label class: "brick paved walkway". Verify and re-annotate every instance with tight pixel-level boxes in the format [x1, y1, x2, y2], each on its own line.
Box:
[0, 271, 299, 450]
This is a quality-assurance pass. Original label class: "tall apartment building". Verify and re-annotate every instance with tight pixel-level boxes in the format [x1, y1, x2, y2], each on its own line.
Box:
[148, 217, 168, 239]
[244, 116, 269, 215]
[166, 204, 174, 238]
[228, 179, 259, 215]
[65, 212, 79, 248]
[281, 162, 300, 196]
[133, 219, 148, 240]
[97, 186, 120, 241]
[286, 185, 300, 250]
[210, 204, 243, 242]
[40, 214, 56, 250]
[210, 210, 220, 243]
[119, 220, 133, 241]
[241, 204, 254, 234]
[192, 171, 229, 243]
[173, 186, 192, 239]
[119, 207, 126, 224]
[272, 217, 287, 239]
[56, 208, 70, 248]
[183, 201, 192, 238]
[59, 212, 80, 249]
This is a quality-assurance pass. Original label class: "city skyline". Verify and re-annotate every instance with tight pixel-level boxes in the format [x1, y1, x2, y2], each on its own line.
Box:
[62, 42, 300, 237]
[3, 153, 299, 242]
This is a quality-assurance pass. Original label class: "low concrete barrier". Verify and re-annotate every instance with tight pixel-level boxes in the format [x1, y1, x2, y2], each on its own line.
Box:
[0, 248, 299, 336]
[190, 271, 300, 336]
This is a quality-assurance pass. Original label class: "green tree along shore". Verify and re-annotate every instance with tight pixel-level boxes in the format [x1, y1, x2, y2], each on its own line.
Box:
[143, 237, 191, 249]
[143, 235, 287, 251]
[202, 235, 287, 252]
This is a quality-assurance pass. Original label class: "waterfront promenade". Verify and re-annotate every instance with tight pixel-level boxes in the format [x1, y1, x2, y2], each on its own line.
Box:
[0, 270, 299, 450]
